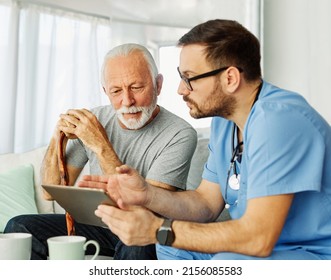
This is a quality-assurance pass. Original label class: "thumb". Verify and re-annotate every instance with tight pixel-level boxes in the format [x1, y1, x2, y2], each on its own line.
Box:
[116, 164, 134, 175]
[117, 198, 129, 210]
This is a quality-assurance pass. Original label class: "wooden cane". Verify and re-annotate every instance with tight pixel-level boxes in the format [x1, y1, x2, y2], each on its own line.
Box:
[58, 131, 75, 236]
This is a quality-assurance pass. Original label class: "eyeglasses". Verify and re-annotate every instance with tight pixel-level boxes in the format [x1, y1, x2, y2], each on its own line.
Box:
[177, 66, 243, 91]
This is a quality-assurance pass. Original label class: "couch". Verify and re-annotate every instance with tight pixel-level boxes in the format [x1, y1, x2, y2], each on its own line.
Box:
[0, 130, 229, 234]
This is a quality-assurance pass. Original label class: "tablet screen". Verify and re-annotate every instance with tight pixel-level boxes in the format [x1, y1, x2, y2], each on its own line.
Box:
[42, 184, 117, 228]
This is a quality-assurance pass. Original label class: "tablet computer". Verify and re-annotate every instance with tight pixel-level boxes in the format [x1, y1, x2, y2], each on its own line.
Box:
[42, 184, 117, 228]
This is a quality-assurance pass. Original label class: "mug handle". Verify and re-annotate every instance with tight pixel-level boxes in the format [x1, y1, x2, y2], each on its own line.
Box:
[84, 240, 100, 260]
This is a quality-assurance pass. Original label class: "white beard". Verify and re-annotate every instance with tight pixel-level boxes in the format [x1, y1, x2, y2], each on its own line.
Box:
[116, 98, 157, 130]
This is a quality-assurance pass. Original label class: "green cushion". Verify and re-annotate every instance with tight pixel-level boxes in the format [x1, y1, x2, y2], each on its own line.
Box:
[0, 164, 38, 232]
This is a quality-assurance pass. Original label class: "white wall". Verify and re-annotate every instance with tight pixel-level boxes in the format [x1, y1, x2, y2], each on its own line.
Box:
[263, 0, 331, 123]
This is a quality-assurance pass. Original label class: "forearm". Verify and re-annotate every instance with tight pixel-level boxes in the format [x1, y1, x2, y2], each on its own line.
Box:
[41, 137, 63, 185]
[146, 186, 217, 222]
[145, 179, 222, 222]
[171, 219, 265, 256]
[40, 137, 63, 200]
[95, 141, 123, 175]
[167, 195, 293, 256]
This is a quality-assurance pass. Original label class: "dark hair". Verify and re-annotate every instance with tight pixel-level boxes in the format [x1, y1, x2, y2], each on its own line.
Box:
[178, 19, 261, 81]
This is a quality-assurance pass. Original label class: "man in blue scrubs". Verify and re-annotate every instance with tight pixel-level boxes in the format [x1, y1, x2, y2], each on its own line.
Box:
[79, 19, 331, 260]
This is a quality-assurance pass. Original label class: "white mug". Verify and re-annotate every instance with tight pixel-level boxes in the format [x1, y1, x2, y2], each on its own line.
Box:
[0, 233, 32, 260]
[47, 235, 100, 260]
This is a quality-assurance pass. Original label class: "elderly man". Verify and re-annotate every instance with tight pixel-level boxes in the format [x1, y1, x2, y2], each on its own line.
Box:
[4, 43, 197, 260]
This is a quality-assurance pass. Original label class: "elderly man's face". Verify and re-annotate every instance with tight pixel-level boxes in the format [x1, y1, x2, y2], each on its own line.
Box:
[103, 51, 160, 129]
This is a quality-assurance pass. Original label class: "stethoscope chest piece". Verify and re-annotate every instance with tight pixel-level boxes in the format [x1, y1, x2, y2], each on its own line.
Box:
[228, 174, 240, 190]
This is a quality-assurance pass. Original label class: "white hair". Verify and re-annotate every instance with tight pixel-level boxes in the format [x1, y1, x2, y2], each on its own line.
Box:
[100, 43, 159, 87]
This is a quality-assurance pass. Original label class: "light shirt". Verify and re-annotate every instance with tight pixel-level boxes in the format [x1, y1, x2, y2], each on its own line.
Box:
[66, 105, 197, 189]
[203, 81, 331, 256]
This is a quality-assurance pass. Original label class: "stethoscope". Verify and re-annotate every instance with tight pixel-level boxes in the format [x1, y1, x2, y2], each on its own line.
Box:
[224, 124, 243, 209]
[224, 82, 263, 209]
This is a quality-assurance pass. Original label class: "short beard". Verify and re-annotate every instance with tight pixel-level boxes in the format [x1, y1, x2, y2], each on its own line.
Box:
[116, 95, 157, 130]
[184, 81, 236, 119]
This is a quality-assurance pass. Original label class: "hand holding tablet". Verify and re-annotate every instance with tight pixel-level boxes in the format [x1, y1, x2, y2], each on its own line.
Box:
[42, 184, 117, 228]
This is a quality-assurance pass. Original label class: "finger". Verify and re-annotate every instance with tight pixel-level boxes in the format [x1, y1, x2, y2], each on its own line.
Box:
[58, 125, 76, 135]
[96, 204, 118, 215]
[95, 205, 123, 226]
[57, 119, 73, 131]
[56, 127, 77, 139]
[77, 174, 109, 189]
[57, 117, 70, 126]
[79, 108, 94, 117]
[60, 113, 80, 127]
[77, 180, 107, 190]
[105, 188, 122, 207]
[81, 174, 110, 183]
[66, 108, 93, 122]
[66, 108, 86, 117]
[95, 206, 114, 230]
[56, 118, 77, 140]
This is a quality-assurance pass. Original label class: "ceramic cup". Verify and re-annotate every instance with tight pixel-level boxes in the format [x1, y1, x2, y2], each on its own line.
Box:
[0, 232, 32, 260]
[47, 235, 100, 260]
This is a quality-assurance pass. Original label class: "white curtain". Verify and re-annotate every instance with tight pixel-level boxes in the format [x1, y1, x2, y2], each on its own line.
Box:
[0, 1, 111, 154]
[0, 0, 262, 154]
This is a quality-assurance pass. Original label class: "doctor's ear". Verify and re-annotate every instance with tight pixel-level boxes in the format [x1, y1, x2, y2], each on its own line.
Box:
[156, 74, 163, 95]
[223, 66, 241, 93]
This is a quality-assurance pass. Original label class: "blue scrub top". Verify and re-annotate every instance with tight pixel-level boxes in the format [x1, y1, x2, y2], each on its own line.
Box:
[202, 81, 331, 256]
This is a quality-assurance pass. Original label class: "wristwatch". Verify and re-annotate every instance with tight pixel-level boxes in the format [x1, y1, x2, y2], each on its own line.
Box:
[156, 218, 175, 246]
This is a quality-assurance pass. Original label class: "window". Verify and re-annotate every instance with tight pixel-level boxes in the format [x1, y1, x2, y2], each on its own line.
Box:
[158, 46, 211, 129]
[0, 0, 262, 153]
[0, 2, 111, 153]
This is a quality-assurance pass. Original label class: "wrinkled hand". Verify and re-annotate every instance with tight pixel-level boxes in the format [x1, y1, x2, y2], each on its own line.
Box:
[54, 114, 77, 140]
[78, 165, 149, 209]
[95, 205, 163, 246]
[58, 108, 110, 153]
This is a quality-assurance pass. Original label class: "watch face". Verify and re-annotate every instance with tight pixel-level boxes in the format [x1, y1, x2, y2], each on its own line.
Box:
[157, 219, 174, 246]
[157, 229, 168, 245]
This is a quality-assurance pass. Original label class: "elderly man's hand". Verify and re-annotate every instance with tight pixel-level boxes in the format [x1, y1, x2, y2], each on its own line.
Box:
[58, 108, 110, 153]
